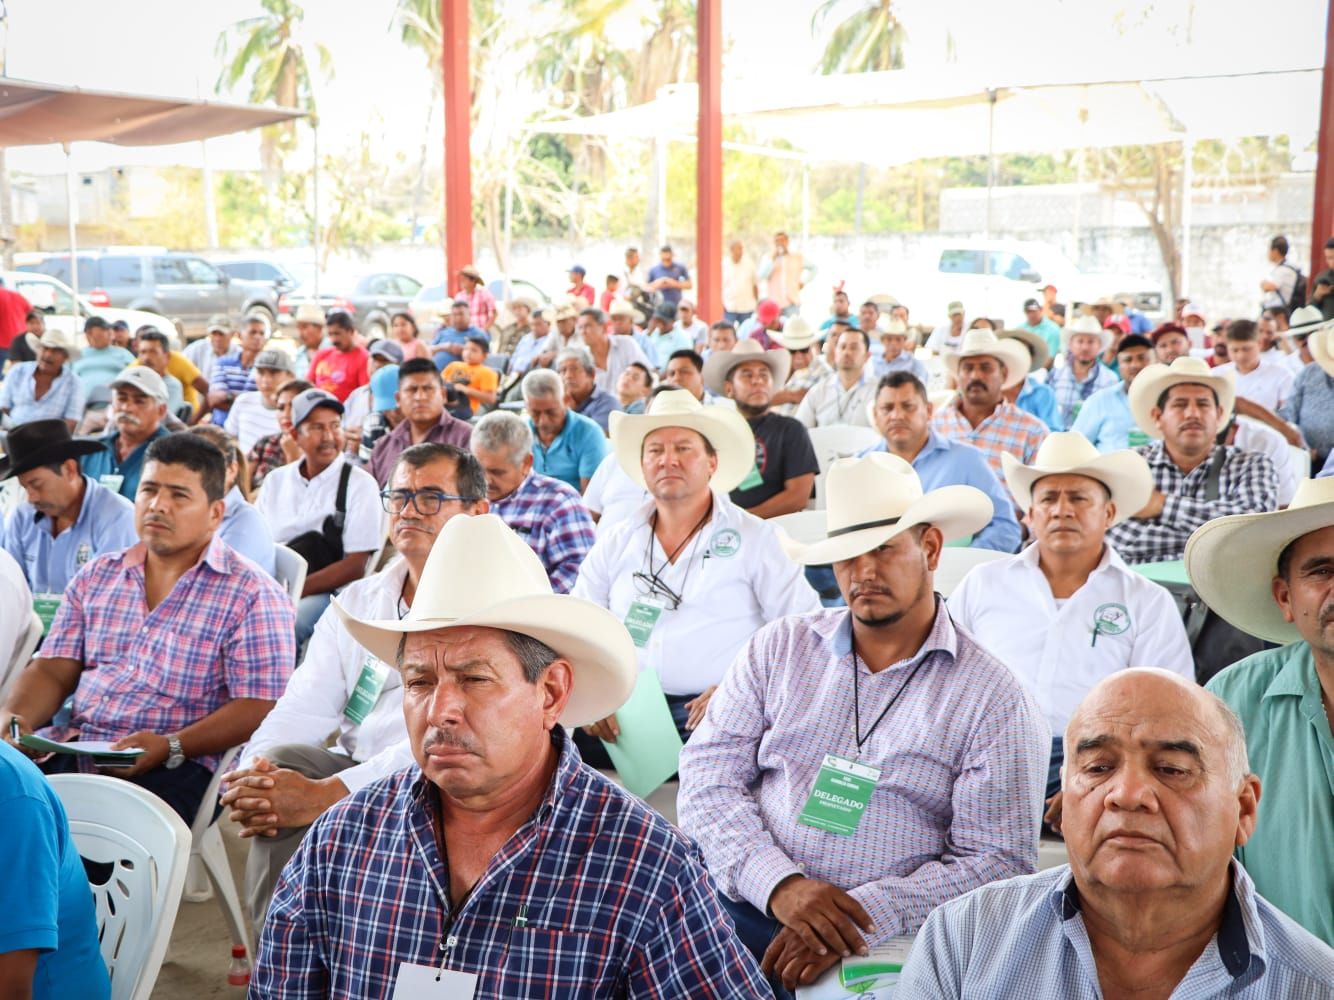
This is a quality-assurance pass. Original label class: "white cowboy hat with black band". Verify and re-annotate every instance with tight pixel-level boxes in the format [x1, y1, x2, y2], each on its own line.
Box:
[943, 328, 1031, 390]
[334, 514, 637, 726]
[1000, 327, 1050, 371]
[1002, 431, 1152, 526]
[1061, 314, 1114, 353]
[776, 452, 993, 566]
[702, 338, 791, 397]
[1128, 356, 1236, 439]
[1184, 477, 1334, 644]
[609, 389, 756, 493]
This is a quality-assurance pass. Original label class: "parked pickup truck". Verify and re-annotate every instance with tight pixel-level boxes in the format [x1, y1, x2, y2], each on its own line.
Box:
[895, 239, 1164, 328]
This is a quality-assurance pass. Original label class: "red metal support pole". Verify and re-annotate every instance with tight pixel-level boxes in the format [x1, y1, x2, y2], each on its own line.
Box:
[1310, 0, 1334, 283]
[696, 0, 723, 322]
[442, 0, 473, 296]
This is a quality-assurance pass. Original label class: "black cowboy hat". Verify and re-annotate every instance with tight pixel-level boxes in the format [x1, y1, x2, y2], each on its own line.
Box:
[0, 419, 106, 480]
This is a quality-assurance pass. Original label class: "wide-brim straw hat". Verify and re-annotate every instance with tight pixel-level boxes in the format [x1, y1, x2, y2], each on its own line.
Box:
[1002, 431, 1152, 526]
[1000, 327, 1050, 371]
[1184, 477, 1334, 644]
[702, 338, 791, 397]
[776, 452, 993, 566]
[334, 514, 637, 727]
[943, 329, 1031, 389]
[609, 389, 756, 493]
[25, 328, 80, 361]
[1310, 322, 1334, 377]
[1061, 314, 1114, 352]
[1128, 357, 1236, 439]
[294, 303, 327, 325]
[777, 315, 818, 351]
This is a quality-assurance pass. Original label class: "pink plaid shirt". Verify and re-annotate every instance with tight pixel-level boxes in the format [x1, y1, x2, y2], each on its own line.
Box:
[931, 398, 1048, 481]
[38, 535, 295, 771]
[467, 285, 497, 332]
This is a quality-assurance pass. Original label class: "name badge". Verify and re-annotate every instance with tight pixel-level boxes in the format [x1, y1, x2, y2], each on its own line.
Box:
[623, 598, 664, 649]
[393, 963, 477, 999]
[98, 473, 124, 494]
[32, 593, 61, 635]
[797, 754, 881, 837]
[1127, 429, 1151, 448]
[344, 656, 390, 725]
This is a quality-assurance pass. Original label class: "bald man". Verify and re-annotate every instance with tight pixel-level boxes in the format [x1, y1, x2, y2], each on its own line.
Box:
[898, 670, 1334, 998]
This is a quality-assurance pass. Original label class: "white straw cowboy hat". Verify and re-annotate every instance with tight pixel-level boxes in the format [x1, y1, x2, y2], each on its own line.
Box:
[551, 296, 581, 322]
[294, 302, 327, 325]
[334, 514, 637, 727]
[702, 338, 791, 397]
[24, 327, 81, 361]
[1000, 327, 1050, 370]
[1061, 314, 1114, 353]
[1002, 431, 1152, 526]
[1128, 356, 1236, 439]
[1184, 477, 1334, 644]
[607, 298, 636, 319]
[609, 389, 756, 493]
[777, 452, 993, 566]
[1287, 305, 1328, 336]
[943, 328, 1031, 390]
[776, 315, 818, 351]
[1310, 321, 1334, 377]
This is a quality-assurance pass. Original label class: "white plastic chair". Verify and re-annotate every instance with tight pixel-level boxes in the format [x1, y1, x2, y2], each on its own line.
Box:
[181, 746, 251, 958]
[0, 476, 23, 517]
[806, 424, 882, 510]
[935, 547, 1009, 598]
[272, 544, 307, 604]
[1289, 444, 1312, 482]
[49, 773, 191, 1000]
[1038, 837, 1070, 871]
[0, 608, 42, 699]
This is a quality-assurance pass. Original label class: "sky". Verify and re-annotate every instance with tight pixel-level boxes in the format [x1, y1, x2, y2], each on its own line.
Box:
[2, 0, 1326, 175]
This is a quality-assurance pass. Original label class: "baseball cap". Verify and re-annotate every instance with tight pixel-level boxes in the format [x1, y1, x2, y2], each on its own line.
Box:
[1182, 303, 1206, 321]
[369, 340, 405, 365]
[84, 316, 110, 332]
[109, 366, 169, 403]
[371, 364, 400, 413]
[755, 300, 781, 325]
[254, 349, 296, 373]
[110, 319, 130, 332]
[290, 388, 344, 429]
[947, 301, 964, 316]
[1022, 298, 1041, 312]
[569, 264, 586, 275]
[653, 302, 678, 323]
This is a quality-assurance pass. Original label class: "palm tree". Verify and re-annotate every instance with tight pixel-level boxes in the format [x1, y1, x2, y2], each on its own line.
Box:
[812, 0, 906, 74]
[216, 0, 331, 186]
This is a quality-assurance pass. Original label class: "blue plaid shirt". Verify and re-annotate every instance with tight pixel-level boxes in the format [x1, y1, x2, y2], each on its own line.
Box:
[1047, 357, 1120, 429]
[491, 472, 596, 594]
[253, 729, 770, 999]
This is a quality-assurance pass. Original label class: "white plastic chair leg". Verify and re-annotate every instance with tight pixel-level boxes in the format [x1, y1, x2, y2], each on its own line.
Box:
[183, 854, 214, 902]
[198, 822, 251, 956]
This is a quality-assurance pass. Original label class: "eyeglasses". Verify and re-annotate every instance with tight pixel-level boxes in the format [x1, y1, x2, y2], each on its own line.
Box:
[379, 489, 481, 516]
[632, 570, 683, 611]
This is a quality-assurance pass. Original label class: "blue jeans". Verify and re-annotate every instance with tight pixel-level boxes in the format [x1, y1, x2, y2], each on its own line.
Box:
[804, 564, 844, 607]
[723, 310, 753, 326]
[719, 895, 795, 1000]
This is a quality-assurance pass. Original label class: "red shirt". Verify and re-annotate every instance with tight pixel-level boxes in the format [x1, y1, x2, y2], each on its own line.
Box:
[599, 289, 617, 312]
[569, 283, 595, 306]
[306, 345, 369, 401]
[0, 287, 32, 349]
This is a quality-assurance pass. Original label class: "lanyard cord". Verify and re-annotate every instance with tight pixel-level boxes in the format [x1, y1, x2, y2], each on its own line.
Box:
[642, 502, 713, 589]
[852, 648, 929, 753]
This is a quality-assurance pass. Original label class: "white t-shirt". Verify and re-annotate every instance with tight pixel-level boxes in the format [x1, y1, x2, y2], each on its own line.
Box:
[224, 391, 281, 452]
[254, 452, 385, 552]
[925, 323, 964, 354]
[0, 547, 32, 669]
[582, 453, 650, 537]
[1262, 263, 1299, 311]
[1214, 361, 1294, 412]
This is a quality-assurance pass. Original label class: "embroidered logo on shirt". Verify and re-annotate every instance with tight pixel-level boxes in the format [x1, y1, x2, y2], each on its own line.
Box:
[709, 528, 741, 558]
[1093, 602, 1131, 636]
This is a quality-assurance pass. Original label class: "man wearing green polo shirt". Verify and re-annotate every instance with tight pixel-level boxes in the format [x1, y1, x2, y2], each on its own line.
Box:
[1185, 477, 1334, 946]
[522, 368, 608, 492]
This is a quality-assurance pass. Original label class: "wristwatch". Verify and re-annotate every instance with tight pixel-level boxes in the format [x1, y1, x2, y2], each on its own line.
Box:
[165, 733, 186, 770]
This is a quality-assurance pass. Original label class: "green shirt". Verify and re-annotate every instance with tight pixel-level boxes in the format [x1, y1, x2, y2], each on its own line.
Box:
[1207, 642, 1334, 946]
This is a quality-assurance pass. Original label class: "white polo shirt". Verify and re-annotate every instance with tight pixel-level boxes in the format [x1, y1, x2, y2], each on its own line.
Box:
[947, 542, 1193, 735]
[794, 371, 876, 428]
[1214, 361, 1294, 412]
[254, 451, 384, 551]
[572, 489, 821, 694]
[582, 452, 650, 537]
[238, 558, 413, 793]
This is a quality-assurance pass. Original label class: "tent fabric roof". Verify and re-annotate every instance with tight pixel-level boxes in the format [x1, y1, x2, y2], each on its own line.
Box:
[0, 77, 304, 147]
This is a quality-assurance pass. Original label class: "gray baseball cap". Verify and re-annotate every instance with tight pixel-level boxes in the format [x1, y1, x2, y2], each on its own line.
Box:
[254, 349, 296, 374]
[109, 366, 169, 403]
[289, 388, 344, 429]
[369, 340, 405, 365]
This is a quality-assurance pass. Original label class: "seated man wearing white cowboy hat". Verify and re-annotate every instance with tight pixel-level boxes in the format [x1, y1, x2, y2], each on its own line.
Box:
[0, 328, 85, 431]
[573, 389, 818, 754]
[679, 454, 1048, 997]
[770, 317, 830, 417]
[705, 338, 821, 519]
[1106, 356, 1279, 565]
[949, 431, 1193, 801]
[1047, 315, 1121, 429]
[253, 514, 770, 997]
[930, 328, 1049, 483]
[999, 326, 1062, 432]
[1190, 478, 1334, 946]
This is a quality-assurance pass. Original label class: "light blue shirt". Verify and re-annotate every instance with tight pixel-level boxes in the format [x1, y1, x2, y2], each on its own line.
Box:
[79, 425, 171, 499]
[898, 863, 1334, 999]
[0, 362, 85, 425]
[1021, 317, 1062, 358]
[872, 351, 929, 384]
[0, 475, 136, 594]
[645, 327, 692, 367]
[861, 431, 1020, 552]
[1017, 374, 1063, 431]
[509, 331, 544, 375]
[71, 346, 136, 393]
[1071, 382, 1145, 453]
[529, 409, 608, 490]
[220, 485, 276, 577]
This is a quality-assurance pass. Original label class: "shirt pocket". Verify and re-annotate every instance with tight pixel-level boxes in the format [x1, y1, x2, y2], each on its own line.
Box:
[492, 926, 619, 998]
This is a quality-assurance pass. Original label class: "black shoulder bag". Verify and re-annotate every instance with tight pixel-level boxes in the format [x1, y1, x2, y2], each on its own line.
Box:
[285, 463, 352, 574]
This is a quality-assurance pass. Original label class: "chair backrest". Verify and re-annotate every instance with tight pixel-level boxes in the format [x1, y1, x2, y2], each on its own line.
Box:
[1289, 444, 1312, 482]
[0, 609, 43, 701]
[49, 774, 191, 1000]
[272, 543, 307, 604]
[935, 546, 1009, 598]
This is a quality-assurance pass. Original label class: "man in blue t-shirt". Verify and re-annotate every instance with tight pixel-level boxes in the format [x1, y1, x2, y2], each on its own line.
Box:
[0, 741, 110, 1000]
[645, 245, 692, 307]
[70, 317, 135, 394]
[430, 298, 490, 372]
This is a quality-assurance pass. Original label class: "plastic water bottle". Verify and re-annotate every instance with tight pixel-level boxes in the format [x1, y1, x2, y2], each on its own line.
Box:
[227, 944, 251, 987]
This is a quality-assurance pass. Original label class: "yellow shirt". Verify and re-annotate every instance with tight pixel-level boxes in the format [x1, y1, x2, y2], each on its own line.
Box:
[133, 351, 203, 410]
[442, 361, 499, 414]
